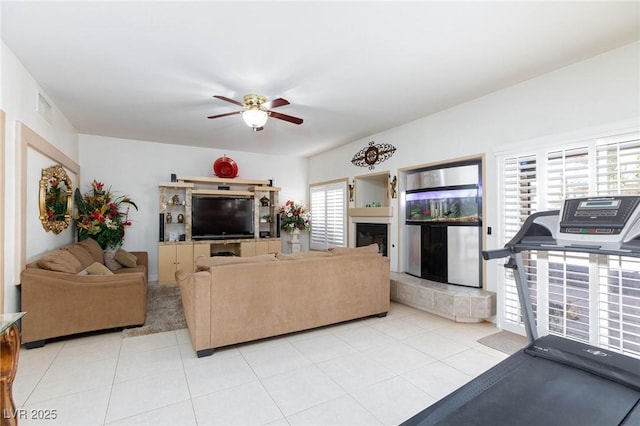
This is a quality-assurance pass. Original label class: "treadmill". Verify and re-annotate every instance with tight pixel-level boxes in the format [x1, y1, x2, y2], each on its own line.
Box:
[402, 196, 640, 426]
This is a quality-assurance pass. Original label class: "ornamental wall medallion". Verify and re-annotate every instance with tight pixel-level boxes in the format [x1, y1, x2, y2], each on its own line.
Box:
[351, 141, 396, 170]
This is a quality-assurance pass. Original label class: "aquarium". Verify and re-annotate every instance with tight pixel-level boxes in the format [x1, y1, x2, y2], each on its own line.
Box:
[406, 187, 480, 223]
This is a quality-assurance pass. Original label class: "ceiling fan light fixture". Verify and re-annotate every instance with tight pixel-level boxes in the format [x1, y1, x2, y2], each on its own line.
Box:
[242, 108, 268, 128]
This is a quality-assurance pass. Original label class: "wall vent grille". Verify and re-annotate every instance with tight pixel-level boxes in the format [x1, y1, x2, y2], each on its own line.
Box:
[37, 91, 52, 123]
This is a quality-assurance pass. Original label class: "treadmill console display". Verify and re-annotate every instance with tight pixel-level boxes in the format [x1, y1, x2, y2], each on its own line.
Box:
[559, 196, 640, 235]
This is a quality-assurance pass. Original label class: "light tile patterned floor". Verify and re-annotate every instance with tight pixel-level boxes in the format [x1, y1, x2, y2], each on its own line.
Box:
[13, 303, 507, 425]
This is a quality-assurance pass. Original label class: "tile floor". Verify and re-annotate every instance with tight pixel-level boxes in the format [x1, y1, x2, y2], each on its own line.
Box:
[13, 302, 507, 426]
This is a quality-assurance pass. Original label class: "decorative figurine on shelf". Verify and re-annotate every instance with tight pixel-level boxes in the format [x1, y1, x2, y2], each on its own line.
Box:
[177, 213, 184, 223]
[171, 194, 180, 205]
[166, 212, 172, 224]
[390, 175, 398, 199]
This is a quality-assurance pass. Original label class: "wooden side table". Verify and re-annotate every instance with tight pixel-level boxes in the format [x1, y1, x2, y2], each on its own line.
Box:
[1, 313, 24, 426]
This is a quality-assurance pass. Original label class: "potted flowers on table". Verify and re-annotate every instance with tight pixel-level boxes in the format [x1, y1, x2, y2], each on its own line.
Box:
[73, 180, 138, 250]
[278, 200, 311, 242]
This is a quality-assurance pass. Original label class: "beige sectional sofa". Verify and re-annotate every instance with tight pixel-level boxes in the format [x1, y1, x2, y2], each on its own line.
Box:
[176, 244, 390, 357]
[21, 238, 148, 348]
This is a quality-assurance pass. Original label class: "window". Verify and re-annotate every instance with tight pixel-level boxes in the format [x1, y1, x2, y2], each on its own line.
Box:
[499, 132, 640, 358]
[502, 155, 537, 326]
[309, 181, 347, 250]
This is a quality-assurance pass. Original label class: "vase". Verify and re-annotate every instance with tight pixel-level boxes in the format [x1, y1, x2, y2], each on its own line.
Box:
[290, 228, 301, 243]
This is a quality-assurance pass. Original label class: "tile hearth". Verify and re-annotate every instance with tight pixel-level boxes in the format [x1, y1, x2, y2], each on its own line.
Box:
[390, 272, 496, 323]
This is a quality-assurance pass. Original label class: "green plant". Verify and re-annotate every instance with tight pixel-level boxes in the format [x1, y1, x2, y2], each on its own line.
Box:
[73, 180, 138, 249]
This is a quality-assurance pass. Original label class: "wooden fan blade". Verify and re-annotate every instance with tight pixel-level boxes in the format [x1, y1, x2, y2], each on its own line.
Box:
[207, 111, 241, 119]
[213, 95, 244, 107]
[267, 98, 290, 108]
[269, 111, 303, 125]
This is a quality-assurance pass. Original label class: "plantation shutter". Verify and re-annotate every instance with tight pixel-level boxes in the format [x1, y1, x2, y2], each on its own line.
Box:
[502, 155, 538, 327]
[596, 135, 640, 196]
[310, 181, 347, 250]
[545, 146, 591, 341]
[546, 146, 590, 208]
[595, 134, 640, 356]
[498, 132, 640, 357]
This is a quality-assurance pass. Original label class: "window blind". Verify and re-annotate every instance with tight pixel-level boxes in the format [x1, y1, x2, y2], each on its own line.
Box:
[498, 132, 640, 358]
[310, 181, 347, 250]
[502, 155, 537, 326]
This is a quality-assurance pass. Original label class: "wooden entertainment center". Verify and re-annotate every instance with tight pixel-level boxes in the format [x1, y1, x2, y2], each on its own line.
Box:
[158, 176, 280, 284]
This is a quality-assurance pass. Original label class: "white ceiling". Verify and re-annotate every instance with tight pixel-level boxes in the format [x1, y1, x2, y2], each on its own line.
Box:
[2, 1, 639, 157]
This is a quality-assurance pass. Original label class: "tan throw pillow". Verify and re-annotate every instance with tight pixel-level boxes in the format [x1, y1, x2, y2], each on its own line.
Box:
[103, 249, 123, 271]
[115, 249, 138, 268]
[37, 249, 83, 273]
[276, 251, 333, 261]
[85, 262, 114, 275]
[329, 243, 379, 255]
[64, 244, 95, 269]
[78, 238, 105, 263]
[195, 253, 277, 270]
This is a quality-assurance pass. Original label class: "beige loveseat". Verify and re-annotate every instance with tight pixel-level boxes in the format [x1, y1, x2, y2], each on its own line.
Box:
[21, 238, 148, 348]
[175, 244, 390, 357]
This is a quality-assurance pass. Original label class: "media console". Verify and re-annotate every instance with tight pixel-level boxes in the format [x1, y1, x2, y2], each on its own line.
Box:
[158, 176, 281, 284]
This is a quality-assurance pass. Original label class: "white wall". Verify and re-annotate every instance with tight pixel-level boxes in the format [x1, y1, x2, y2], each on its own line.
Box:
[308, 41, 640, 294]
[1, 42, 79, 312]
[78, 135, 309, 281]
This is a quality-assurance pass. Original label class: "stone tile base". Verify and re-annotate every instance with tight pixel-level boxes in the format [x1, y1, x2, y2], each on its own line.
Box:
[390, 272, 496, 323]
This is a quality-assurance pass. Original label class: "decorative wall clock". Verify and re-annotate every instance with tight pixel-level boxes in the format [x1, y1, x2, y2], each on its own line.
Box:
[351, 141, 396, 170]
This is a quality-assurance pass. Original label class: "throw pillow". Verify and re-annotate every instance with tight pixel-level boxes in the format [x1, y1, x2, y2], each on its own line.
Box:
[115, 249, 138, 268]
[37, 249, 84, 273]
[85, 262, 114, 275]
[64, 244, 95, 269]
[329, 243, 379, 256]
[77, 238, 105, 263]
[276, 251, 333, 261]
[103, 249, 123, 271]
[195, 253, 277, 270]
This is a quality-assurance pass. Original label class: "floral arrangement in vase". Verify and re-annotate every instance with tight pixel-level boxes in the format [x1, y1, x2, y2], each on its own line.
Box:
[73, 180, 138, 249]
[278, 200, 311, 233]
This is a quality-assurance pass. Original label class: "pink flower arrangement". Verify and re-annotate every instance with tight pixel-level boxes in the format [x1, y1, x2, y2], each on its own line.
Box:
[278, 200, 311, 233]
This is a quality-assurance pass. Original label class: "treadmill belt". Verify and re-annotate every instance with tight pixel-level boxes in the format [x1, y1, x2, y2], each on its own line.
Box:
[403, 350, 640, 426]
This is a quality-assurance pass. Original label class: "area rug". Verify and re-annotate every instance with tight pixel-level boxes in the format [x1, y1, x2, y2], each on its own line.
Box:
[477, 331, 529, 355]
[121, 282, 187, 338]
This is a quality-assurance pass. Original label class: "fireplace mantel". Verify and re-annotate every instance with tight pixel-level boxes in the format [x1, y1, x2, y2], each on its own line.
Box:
[348, 206, 393, 217]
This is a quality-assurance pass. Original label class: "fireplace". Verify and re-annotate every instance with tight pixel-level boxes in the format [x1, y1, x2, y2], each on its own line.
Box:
[356, 223, 388, 257]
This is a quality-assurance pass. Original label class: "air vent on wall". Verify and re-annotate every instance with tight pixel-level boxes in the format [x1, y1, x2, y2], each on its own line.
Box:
[37, 91, 52, 123]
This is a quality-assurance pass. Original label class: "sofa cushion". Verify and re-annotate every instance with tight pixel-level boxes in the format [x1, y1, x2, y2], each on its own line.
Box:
[78, 238, 105, 263]
[329, 243, 379, 255]
[195, 253, 277, 270]
[276, 251, 333, 261]
[115, 249, 138, 268]
[103, 250, 123, 271]
[38, 249, 84, 273]
[85, 262, 114, 275]
[63, 244, 95, 269]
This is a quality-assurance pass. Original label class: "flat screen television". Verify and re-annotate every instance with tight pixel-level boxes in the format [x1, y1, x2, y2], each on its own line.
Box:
[191, 196, 254, 240]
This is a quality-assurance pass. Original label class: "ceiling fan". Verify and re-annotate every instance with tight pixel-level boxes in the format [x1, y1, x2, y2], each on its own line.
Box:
[208, 94, 303, 131]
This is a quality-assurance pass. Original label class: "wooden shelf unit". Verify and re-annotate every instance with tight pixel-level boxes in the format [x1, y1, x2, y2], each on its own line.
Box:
[157, 176, 281, 284]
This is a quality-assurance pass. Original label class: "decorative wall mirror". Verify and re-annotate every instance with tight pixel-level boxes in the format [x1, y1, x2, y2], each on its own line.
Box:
[39, 164, 73, 234]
